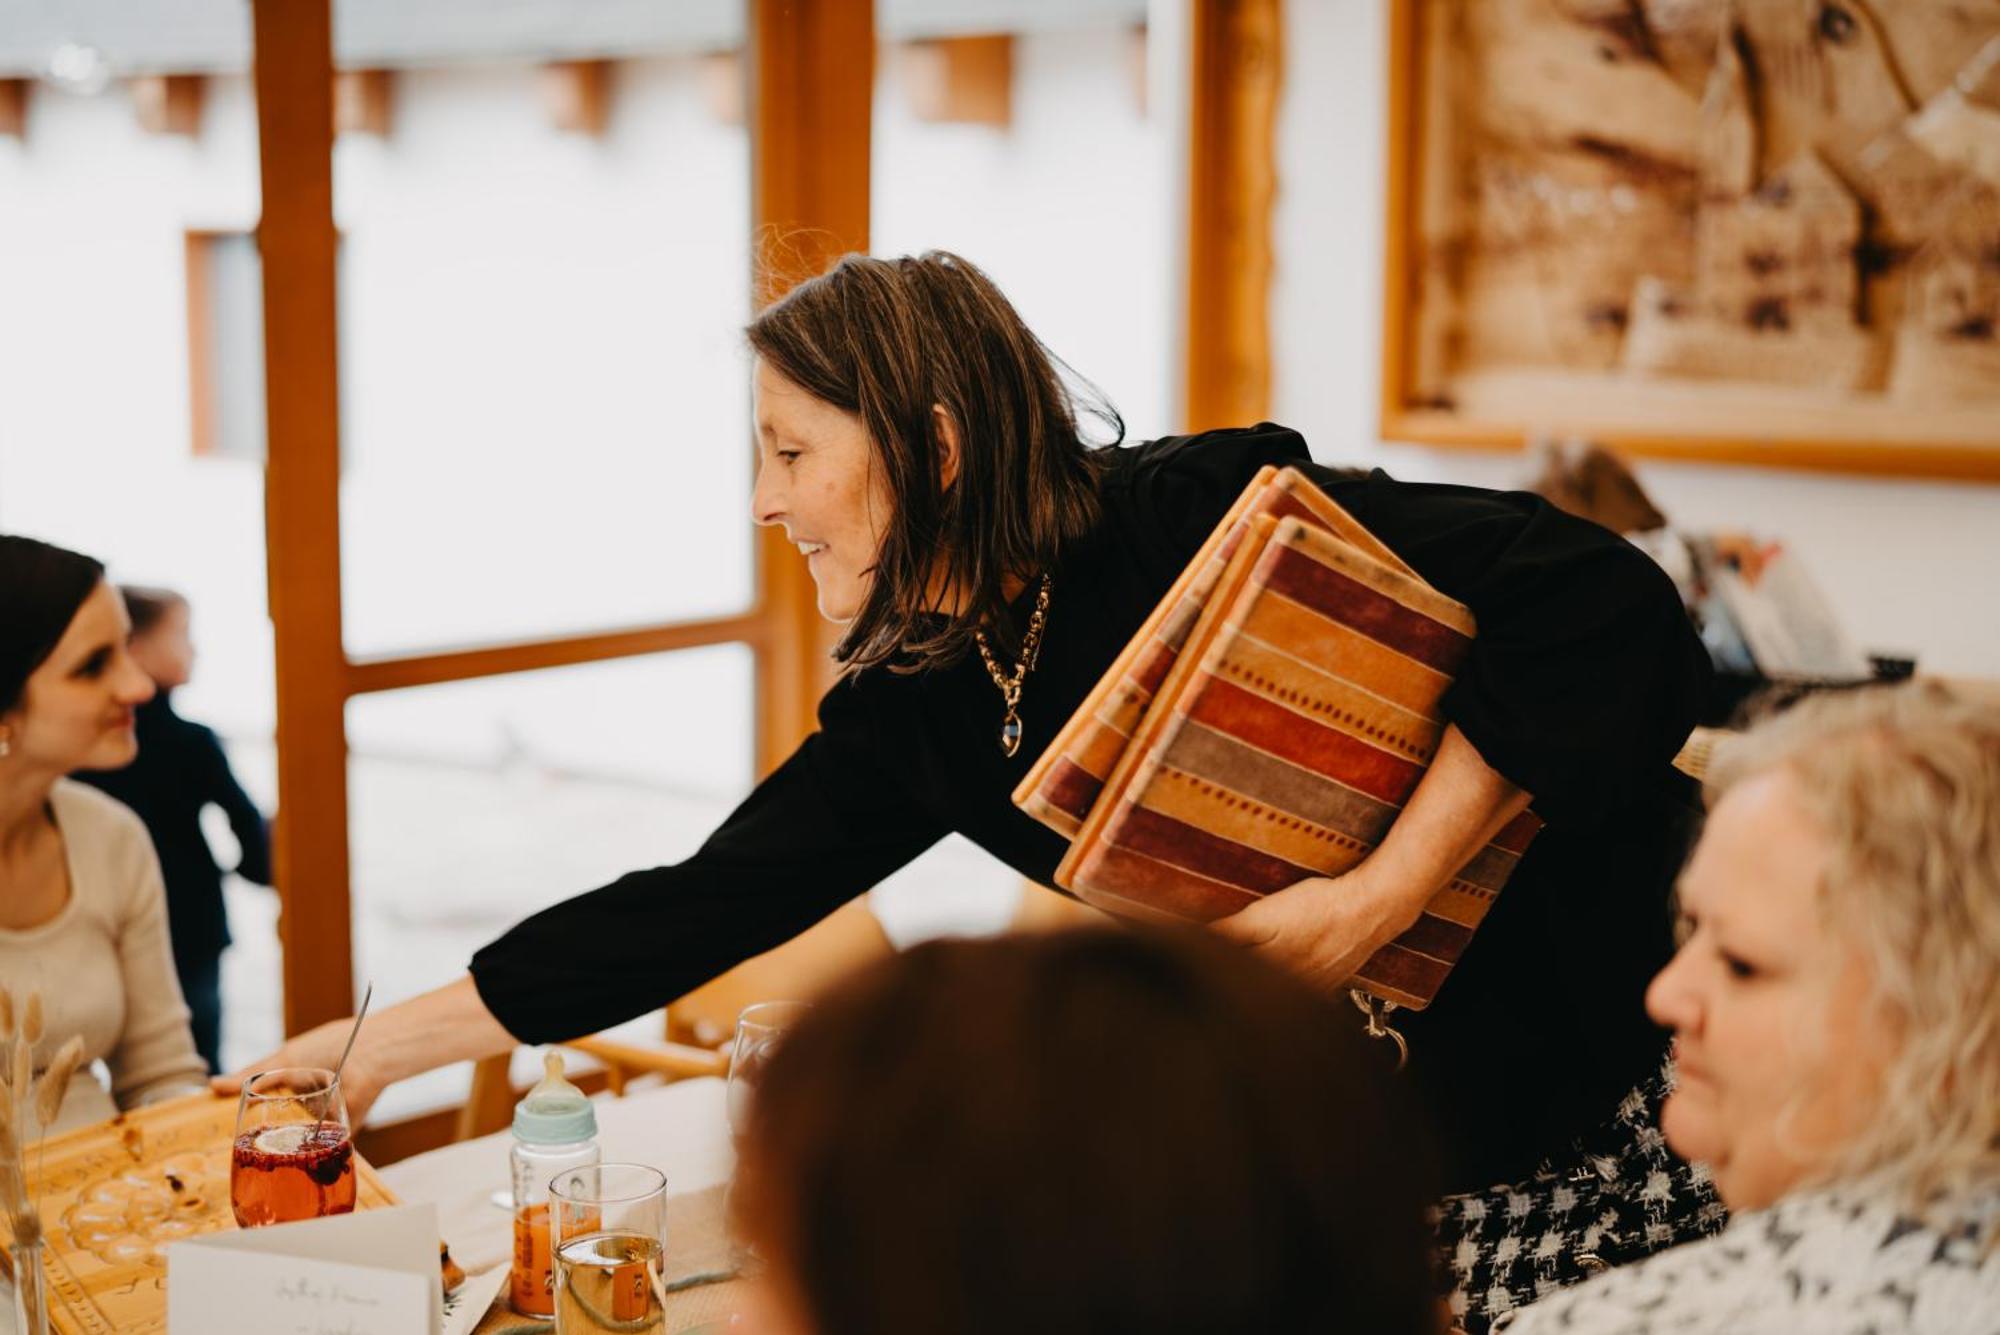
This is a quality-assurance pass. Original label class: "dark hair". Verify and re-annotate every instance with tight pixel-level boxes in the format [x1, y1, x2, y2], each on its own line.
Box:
[121, 585, 188, 639]
[737, 927, 1441, 1335]
[747, 251, 1118, 674]
[0, 535, 106, 715]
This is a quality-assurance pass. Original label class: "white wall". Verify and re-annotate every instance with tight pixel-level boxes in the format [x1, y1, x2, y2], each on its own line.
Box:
[1272, 0, 2000, 677]
[0, 58, 761, 795]
[874, 25, 1174, 442]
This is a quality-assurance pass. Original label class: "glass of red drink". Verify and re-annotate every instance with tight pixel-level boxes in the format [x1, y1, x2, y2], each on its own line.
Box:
[230, 1067, 358, 1228]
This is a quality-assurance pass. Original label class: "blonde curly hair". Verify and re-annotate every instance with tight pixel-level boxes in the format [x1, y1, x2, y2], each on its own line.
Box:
[1708, 681, 2000, 1208]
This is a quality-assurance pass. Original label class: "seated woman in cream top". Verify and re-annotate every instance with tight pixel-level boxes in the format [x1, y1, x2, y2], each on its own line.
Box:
[0, 536, 207, 1137]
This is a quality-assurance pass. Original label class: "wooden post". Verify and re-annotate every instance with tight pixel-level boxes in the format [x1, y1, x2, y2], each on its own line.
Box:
[250, 0, 356, 1035]
[747, 0, 874, 777]
[1378, 0, 1415, 438]
[0, 79, 27, 138]
[1183, 0, 1282, 433]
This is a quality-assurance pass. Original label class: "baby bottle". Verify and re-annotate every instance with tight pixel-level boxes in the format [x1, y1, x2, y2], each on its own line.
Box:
[509, 1050, 600, 1317]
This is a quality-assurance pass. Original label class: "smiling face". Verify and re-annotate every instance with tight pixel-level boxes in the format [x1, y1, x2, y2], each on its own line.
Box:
[751, 358, 895, 625]
[1647, 768, 1898, 1211]
[1, 581, 156, 774]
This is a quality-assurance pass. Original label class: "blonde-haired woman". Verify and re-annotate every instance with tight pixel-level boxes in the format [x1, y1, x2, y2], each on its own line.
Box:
[1505, 682, 2000, 1334]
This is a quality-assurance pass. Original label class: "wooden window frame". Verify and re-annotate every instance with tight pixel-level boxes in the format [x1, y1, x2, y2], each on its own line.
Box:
[249, 0, 872, 1047]
[249, 0, 1270, 1150]
[185, 231, 220, 458]
[1184, 0, 1281, 433]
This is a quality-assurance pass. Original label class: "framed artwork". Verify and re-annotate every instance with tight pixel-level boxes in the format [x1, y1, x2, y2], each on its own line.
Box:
[1380, 0, 2000, 479]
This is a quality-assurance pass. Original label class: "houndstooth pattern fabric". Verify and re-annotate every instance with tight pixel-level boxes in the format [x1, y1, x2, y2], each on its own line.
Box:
[1498, 1182, 2000, 1335]
[1434, 1058, 1727, 1334]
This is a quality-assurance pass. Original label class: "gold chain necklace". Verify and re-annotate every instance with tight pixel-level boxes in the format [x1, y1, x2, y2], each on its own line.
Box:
[973, 575, 1052, 758]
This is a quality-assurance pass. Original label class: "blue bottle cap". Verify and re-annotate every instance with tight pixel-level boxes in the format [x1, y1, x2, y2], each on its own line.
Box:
[510, 1050, 598, 1145]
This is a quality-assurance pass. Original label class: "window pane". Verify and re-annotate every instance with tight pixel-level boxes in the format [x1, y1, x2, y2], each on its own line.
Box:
[0, 25, 276, 742]
[333, 45, 755, 656]
[873, 13, 1172, 440]
[198, 231, 269, 461]
[293, 648, 757, 1121]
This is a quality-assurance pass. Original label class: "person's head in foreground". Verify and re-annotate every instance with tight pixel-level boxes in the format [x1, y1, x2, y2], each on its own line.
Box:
[733, 925, 1441, 1335]
[1654, 681, 1999, 1214]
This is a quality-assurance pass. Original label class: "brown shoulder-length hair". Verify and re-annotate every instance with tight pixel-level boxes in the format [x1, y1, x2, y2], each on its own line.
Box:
[735, 926, 1442, 1335]
[746, 250, 1118, 674]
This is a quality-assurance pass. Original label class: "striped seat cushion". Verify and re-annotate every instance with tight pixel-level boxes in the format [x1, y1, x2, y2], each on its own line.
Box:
[1016, 469, 1540, 1011]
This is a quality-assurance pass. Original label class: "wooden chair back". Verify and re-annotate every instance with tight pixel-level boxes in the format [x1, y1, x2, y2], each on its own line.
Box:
[664, 896, 894, 1047]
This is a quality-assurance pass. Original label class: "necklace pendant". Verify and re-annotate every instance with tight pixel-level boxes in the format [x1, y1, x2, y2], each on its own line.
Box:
[999, 709, 1023, 757]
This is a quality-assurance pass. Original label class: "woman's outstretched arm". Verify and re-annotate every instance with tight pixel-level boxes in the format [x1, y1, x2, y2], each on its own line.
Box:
[214, 974, 514, 1124]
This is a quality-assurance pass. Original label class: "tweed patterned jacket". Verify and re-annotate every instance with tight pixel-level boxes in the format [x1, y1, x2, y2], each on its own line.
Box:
[1501, 1181, 2000, 1335]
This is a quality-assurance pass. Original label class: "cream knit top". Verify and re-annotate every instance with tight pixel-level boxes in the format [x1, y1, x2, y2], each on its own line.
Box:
[0, 780, 208, 1137]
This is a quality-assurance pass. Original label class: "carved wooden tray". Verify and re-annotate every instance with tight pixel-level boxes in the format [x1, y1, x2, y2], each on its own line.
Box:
[0, 1093, 397, 1335]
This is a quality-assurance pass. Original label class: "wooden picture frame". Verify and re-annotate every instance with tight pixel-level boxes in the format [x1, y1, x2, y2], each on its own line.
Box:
[1379, 0, 2000, 481]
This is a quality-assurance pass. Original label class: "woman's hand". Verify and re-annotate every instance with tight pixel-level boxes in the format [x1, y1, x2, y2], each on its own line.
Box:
[212, 975, 518, 1127]
[213, 1017, 388, 1125]
[1212, 870, 1417, 995]
[1214, 725, 1532, 997]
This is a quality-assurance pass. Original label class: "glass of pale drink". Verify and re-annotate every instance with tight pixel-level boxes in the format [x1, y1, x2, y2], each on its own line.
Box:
[549, 1162, 668, 1335]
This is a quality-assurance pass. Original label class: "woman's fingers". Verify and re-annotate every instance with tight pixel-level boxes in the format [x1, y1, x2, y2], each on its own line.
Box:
[210, 1018, 357, 1102]
[1210, 901, 1279, 948]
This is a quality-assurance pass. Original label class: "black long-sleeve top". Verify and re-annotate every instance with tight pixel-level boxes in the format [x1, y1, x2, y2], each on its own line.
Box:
[472, 426, 1711, 1192]
[76, 691, 272, 967]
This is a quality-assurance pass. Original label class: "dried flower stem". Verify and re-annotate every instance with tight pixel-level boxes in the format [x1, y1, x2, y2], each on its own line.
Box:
[2, 988, 80, 1335]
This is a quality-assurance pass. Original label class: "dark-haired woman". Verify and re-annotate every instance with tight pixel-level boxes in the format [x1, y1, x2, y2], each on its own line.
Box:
[734, 925, 1442, 1335]
[233, 252, 1716, 1325]
[76, 586, 273, 1073]
[0, 536, 209, 1134]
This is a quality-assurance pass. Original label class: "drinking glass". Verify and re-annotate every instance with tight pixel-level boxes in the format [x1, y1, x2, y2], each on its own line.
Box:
[723, 1001, 809, 1267]
[725, 1001, 810, 1139]
[549, 1162, 668, 1335]
[230, 1067, 357, 1227]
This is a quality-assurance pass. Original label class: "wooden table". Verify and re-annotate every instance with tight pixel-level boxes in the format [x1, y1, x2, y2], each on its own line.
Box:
[3, 1079, 740, 1334]
[0, 1093, 398, 1335]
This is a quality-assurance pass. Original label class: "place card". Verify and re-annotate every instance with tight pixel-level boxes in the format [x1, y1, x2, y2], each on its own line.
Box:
[168, 1203, 443, 1334]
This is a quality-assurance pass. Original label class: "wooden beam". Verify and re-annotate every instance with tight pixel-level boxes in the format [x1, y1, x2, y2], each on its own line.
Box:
[185, 233, 216, 457]
[335, 68, 394, 136]
[131, 74, 205, 136]
[898, 35, 1013, 128]
[0, 79, 27, 137]
[250, 0, 356, 1036]
[1377, 0, 1421, 444]
[1129, 24, 1149, 119]
[346, 613, 765, 695]
[1183, 0, 1282, 433]
[748, 0, 873, 777]
[540, 59, 612, 136]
